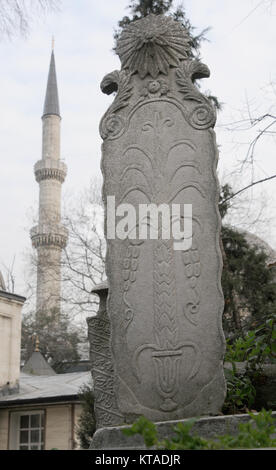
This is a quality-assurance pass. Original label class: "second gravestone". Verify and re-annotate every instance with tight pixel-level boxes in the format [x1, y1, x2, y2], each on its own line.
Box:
[97, 14, 226, 425]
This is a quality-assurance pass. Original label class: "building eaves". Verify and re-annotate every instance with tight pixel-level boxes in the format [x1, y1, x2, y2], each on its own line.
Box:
[0, 371, 92, 407]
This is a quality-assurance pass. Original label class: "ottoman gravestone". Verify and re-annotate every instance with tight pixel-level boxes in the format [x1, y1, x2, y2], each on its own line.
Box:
[87, 282, 123, 428]
[91, 14, 226, 441]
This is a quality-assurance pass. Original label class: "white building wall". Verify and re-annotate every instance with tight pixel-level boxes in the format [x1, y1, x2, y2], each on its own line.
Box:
[0, 293, 25, 394]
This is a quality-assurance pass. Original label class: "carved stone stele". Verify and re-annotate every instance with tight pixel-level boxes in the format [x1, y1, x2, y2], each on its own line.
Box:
[87, 283, 123, 428]
[99, 14, 226, 423]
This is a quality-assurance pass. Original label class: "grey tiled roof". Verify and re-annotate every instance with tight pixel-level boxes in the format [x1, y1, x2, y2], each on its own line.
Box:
[0, 371, 92, 406]
[42, 50, 60, 118]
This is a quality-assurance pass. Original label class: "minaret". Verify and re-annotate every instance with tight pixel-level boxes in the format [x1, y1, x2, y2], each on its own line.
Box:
[30, 45, 68, 319]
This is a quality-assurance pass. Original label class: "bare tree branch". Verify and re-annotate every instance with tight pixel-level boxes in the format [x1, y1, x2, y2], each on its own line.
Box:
[0, 256, 16, 292]
[221, 174, 276, 205]
[0, 0, 61, 39]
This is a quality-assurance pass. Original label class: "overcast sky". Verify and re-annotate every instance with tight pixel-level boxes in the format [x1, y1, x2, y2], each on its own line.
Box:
[0, 0, 275, 296]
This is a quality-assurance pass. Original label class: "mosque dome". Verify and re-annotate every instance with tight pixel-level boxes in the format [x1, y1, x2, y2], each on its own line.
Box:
[227, 225, 276, 267]
[243, 231, 276, 267]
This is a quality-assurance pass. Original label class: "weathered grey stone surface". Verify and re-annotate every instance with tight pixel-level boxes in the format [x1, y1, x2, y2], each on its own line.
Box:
[99, 14, 226, 424]
[90, 412, 276, 450]
[87, 284, 123, 428]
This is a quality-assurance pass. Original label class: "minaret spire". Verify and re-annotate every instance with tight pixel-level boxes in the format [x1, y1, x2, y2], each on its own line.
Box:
[30, 47, 68, 320]
[43, 48, 60, 118]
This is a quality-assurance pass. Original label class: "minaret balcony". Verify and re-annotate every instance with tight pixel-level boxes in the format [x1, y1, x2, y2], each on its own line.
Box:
[34, 159, 67, 183]
[30, 224, 68, 249]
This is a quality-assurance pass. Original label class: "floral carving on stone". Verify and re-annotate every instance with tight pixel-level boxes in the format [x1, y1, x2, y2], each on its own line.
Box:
[140, 78, 169, 99]
[116, 14, 191, 78]
[100, 70, 132, 140]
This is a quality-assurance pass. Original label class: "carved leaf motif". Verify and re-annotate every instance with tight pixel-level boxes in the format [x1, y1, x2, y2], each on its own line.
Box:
[169, 182, 206, 202]
[175, 60, 210, 103]
[100, 70, 120, 95]
[175, 60, 216, 129]
[100, 70, 133, 140]
[112, 71, 133, 114]
[182, 242, 201, 327]
[121, 243, 141, 332]
[184, 59, 211, 82]
[175, 76, 202, 104]
[153, 238, 178, 351]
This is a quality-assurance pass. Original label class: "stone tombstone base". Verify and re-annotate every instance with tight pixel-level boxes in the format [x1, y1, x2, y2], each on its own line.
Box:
[90, 412, 276, 450]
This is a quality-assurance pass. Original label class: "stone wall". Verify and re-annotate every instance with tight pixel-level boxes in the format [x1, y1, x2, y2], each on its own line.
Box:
[91, 411, 276, 450]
